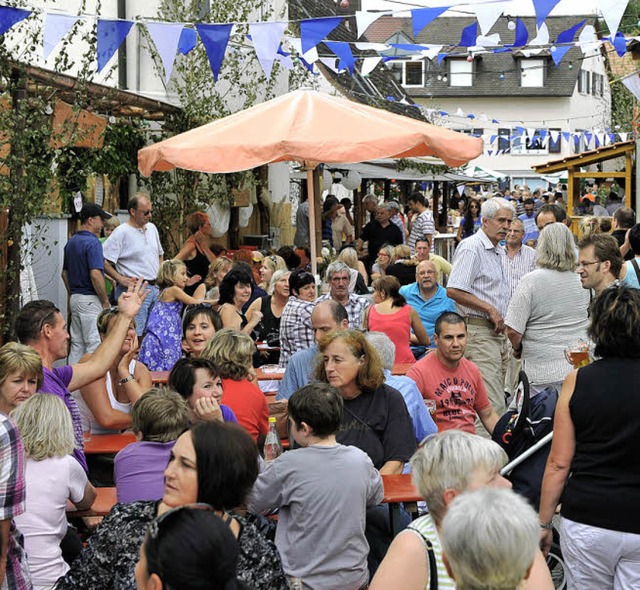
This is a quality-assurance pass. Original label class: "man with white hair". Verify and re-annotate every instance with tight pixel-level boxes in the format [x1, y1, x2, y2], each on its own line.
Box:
[317, 261, 369, 329]
[365, 332, 436, 443]
[441, 488, 540, 590]
[447, 197, 515, 434]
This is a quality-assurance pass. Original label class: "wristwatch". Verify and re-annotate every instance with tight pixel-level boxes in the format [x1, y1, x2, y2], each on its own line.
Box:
[118, 374, 135, 385]
[539, 521, 553, 530]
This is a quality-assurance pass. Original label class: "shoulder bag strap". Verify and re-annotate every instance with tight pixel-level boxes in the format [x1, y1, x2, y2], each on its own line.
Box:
[631, 259, 640, 284]
[407, 526, 439, 590]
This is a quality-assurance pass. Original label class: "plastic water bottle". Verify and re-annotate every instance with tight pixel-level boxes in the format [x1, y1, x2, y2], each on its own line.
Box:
[263, 417, 282, 467]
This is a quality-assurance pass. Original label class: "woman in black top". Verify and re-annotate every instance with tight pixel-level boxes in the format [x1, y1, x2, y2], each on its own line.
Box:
[539, 287, 640, 589]
[175, 212, 218, 296]
[253, 270, 290, 365]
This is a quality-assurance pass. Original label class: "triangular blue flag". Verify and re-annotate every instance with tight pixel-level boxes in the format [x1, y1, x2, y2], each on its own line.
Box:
[325, 41, 356, 75]
[488, 150, 493, 156]
[459, 22, 478, 47]
[608, 133, 616, 143]
[612, 31, 627, 57]
[0, 7, 31, 36]
[594, 134, 601, 148]
[556, 19, 586, 44]
[146, 22, 184, 83]
[515, 126, 525, 135]
[513, 18, 528, 47]
[467, 113, 475, 119]
[97, 19, 134, 73]
[492, 119, 500, 124]
[532, 0, 562, 28]
[437, 53, 446, 65]
[490, 135, 497, 143]
[583, 131, 592, 145]
[43, 14, 78, 60]
[539, 129, 548, 141]
[562, 132, 571, 142]
[411, 6, 449, 38]
[551, 45, 571, 66]
[300, 17, 341, 54]
[195, 23, 233, 81]
[250, 21, 287, 79]
[439, 110, 449, 116]
[178, 28, 197, 55]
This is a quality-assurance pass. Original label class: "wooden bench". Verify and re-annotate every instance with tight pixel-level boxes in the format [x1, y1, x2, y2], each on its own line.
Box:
[382, 474, 422, 536]
[84, 433, 136, 455]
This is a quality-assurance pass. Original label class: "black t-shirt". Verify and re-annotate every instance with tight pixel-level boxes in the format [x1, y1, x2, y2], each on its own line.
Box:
[361, 221, 403, 264]
[337, 384, 416, 469]
[386, 262, 418, 286]
[612, 229, 635, 261]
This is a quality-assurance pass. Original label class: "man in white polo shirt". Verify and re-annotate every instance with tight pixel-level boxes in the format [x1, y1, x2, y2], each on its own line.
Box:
[103, 193, 164, 334]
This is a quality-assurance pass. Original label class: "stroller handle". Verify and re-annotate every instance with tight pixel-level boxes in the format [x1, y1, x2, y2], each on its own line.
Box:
[500, 432, 554, 476]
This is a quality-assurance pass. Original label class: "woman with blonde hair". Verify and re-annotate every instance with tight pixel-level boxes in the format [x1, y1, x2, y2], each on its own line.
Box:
[371, 245, 395, 281]
[13, 395, 96, 590]
[0, 342, 43, 415]
[258, 255, 287, 292]
[385, 244, 419, 286]
[204, 256, 233, 303]
[365, 276, 429, 363]
[77, 306, 151, 434]
[202, 329, 268, 444]
[253, 270, 291, 365]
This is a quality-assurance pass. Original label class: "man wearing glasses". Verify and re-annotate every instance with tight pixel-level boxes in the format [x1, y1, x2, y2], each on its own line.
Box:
[577, 234, 622, 298]
[103, 193, 164, 335]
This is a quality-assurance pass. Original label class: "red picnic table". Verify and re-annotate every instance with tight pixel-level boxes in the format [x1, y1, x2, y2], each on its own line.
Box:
[84, 432, 136, 455]
[382, 474, 422, 536]
[67, 486, 117, 518]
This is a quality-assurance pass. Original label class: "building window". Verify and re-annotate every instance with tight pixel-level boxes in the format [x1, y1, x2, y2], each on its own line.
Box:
[387, 60, 424, 87]
[578, 69, 590, 94]
[591, 73, 604, 97]
[461, 128, 484, 138]
[449, 59, 473, 87]
[498, 128, 511, 152]
[520, 58, 545, 88]
[548, 128, 562, 154]
[511, 129, 548, 155]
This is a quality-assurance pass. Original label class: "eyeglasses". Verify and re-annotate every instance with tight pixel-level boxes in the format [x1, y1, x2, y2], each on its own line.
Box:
[577, 260, 600, 269]
[138, 209, 153, 216]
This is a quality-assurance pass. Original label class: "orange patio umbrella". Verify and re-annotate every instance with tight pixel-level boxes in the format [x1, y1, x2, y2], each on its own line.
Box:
[138, 89, 483, 276]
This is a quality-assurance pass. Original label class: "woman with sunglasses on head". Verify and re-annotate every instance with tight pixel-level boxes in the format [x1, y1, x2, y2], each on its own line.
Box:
[76, 306, 152, 435]
[456, 198, 481, 244]
[135, 506, 246, 590]
[57, 421, 288, 590]
[258, 254, 287, 292]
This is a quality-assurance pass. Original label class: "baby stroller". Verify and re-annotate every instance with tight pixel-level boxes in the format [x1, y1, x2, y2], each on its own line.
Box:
[492, 371, 566, 589]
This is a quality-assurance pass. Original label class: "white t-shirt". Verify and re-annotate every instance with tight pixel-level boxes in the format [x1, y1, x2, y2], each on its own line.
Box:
[103, 222, 163, 281]
[14, 455, 88, 589]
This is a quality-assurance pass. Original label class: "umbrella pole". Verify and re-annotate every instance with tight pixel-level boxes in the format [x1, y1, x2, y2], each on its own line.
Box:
[306, 165, 318, 279]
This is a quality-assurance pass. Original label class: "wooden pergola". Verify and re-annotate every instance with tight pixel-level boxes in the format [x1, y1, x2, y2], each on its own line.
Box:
[532, 140, 635, 213]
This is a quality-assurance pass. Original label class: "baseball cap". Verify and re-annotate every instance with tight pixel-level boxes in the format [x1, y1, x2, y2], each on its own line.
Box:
[80, 203, 112, 222]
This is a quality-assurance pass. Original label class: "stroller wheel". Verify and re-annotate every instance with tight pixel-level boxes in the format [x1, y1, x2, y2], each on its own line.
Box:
[546, 531, 567, 589]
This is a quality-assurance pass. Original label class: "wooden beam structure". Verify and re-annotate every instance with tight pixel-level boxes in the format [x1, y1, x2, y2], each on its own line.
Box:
[532, 140, 635, 215]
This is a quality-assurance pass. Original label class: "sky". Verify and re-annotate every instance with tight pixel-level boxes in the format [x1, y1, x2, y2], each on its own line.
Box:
[361, 0, 601, 17]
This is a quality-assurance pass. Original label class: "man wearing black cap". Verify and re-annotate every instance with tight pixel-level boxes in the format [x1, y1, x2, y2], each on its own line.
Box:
[62, 203, 112, 364]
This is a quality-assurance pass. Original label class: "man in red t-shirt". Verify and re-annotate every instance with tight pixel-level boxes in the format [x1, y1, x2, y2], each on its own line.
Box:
[407, 312, 499, 435]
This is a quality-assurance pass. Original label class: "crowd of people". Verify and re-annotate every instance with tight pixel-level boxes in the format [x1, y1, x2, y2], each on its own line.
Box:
[1, 183, 639, 590]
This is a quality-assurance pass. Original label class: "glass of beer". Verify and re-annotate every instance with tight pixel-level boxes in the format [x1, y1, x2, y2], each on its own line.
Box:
[564, 339, 591, 369]
[425, 399, 437, 416]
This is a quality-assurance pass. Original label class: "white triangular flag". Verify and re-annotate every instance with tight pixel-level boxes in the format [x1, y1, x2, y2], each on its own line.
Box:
[288, 37, 319, 63]
[319, 57, 340, 73]
[146, 22, 184, 84]
[354, 42, 391, 51]
[549, 130, 560, 143]
[619, 132, 628, 142]
[474, 1, 510, 36]
[420, 45, 443, 60]
[361, 56, 381, 77]
[43, 14, 78, 60]
[527, 127, 536, 138]
[457, 184, 466, 196]
[621, 72, 640, 100]
[355, 10, 385, 39]
[530, 23, 549, 46]
[598, 0, 629, 38]
[455, 107, 465, 116]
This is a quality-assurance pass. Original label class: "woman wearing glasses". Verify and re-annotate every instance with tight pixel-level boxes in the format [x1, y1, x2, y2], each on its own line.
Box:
[57, 421, 287, 590]
[76, 307, 152, 434]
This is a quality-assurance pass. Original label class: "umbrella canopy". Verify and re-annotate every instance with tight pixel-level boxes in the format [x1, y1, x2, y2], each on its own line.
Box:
[138, 89, 482, 176]
[138, 89, 483, 277]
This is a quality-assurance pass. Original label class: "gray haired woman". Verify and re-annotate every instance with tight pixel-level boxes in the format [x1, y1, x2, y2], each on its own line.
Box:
[369, 431, 553, 590]
[505, 222, 590, 395]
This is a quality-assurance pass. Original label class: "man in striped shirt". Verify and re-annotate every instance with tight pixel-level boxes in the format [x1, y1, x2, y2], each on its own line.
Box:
[447, 197, 515, 437]
[407, 192, 435, 254]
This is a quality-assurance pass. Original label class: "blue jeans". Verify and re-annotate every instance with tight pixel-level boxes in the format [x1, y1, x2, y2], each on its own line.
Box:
[115, 284, 159, 336]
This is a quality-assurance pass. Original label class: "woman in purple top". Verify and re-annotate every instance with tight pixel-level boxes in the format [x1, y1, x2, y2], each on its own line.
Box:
[168, 357, 238, 424]
[114, 388, 189, 504]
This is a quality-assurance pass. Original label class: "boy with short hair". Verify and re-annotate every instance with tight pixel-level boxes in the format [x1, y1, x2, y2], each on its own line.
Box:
[249, 383, 383, 590]
[114, 388, 188, 503]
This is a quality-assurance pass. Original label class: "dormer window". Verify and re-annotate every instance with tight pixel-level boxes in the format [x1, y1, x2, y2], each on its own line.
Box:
[448, 59, 473, 87]
[388, 60, 425, 87]
[520, 58, 546, 88]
